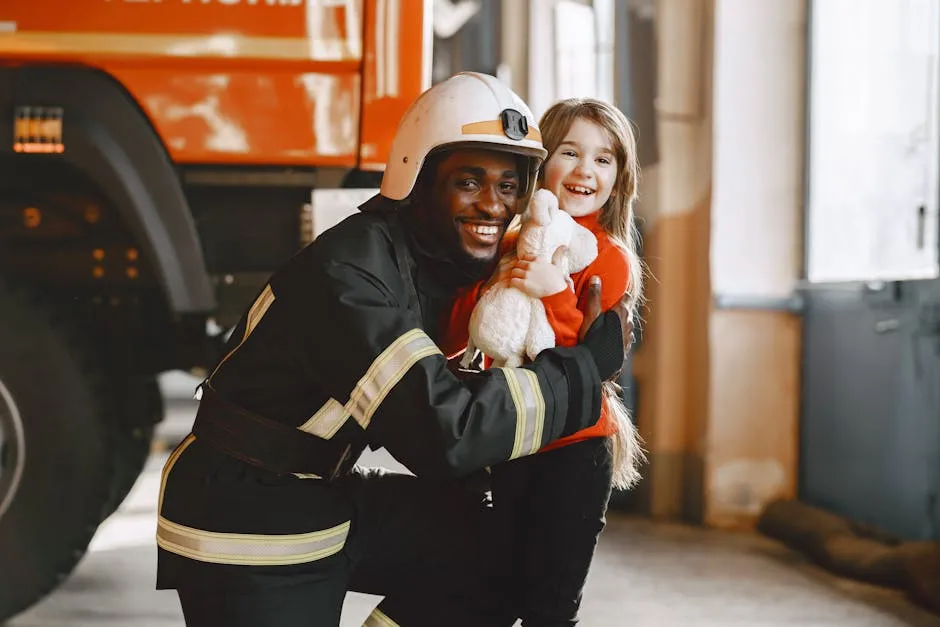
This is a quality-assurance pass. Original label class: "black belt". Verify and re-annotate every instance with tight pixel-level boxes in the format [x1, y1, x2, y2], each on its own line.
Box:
[191, 384, 355, 479]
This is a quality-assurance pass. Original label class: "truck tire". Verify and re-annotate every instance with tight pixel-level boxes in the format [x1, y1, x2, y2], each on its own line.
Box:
[0, 282, 114, 622]
[102, 376, 161, 517]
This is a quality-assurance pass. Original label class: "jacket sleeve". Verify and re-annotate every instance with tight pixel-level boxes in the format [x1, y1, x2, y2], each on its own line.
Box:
[304, 257, 602, 480]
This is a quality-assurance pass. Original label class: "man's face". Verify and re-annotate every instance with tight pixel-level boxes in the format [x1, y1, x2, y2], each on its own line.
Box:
[420, 149, 522, 264]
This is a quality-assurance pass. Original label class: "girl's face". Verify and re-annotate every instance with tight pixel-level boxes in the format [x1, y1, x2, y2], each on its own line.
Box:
[542, 117, 618, 218]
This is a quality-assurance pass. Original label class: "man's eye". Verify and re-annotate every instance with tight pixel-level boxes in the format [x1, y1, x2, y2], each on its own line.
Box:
[500, 182, 519, 193]
[458, 179, 480, 190]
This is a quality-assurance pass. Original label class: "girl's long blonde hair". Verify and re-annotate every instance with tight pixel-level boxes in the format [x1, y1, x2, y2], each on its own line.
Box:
[539, 98, 646, 490]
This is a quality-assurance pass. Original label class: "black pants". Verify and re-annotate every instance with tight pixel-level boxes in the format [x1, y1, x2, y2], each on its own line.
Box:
[174, 468, 516, 627]
[490, 437, 614, 627]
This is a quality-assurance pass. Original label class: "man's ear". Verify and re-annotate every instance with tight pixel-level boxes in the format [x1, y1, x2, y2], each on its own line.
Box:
[409, 170, 440, 219]
[413, 152, 446, 200]
[412, 169, 433, 201]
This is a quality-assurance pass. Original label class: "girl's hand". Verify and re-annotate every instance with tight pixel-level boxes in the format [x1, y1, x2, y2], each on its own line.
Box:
[510, 248, 570, 298]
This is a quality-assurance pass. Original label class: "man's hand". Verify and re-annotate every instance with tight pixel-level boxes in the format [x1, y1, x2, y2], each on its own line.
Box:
[578, 276, 636, 380]
[578, 276, 604, 341]
[614, 296, 636, 357]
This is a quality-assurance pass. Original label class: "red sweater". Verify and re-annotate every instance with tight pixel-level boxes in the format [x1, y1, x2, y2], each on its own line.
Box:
[441, 212, 630, 452]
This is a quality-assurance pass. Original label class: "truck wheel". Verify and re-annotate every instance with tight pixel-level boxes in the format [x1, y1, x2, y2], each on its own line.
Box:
[102, 376, 161, 517]
[0, 283, 113, 622]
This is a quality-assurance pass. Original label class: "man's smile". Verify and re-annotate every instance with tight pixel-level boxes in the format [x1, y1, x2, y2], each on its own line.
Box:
[458, 219, 505, 246]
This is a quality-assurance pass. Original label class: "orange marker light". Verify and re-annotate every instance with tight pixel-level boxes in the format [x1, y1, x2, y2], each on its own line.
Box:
[23, 207, 41, 228]
[84, 205, 101, 224]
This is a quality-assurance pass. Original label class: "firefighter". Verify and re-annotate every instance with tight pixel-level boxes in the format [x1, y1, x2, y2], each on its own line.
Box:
[155, 72, 628, 627]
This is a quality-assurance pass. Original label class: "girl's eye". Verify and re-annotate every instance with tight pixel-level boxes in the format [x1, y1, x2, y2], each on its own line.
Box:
[561, 150, 578, 158]
[597, 157, 612, 165]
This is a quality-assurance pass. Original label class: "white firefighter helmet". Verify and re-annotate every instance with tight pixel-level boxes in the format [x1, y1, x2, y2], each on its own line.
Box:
[378, 72, 547, 203]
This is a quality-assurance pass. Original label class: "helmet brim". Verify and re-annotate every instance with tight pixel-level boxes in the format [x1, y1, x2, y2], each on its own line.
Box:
[428, 140, 547, 163]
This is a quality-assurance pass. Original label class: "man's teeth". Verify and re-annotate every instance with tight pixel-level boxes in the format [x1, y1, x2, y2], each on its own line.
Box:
[468, 224, 499, 235]
[565, 185, 594, 195]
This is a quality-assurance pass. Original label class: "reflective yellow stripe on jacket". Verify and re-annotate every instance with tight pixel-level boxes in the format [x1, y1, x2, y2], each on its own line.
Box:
[362, 608, 401, 627]
[500, 367, 546, 459]
[156, 518, 350, 567]
[155, 436, 349, 566]
[299, 328, 441, 438]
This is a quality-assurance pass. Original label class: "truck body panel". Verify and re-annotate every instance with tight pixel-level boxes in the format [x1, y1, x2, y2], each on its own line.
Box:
[0, 0, 430, 168]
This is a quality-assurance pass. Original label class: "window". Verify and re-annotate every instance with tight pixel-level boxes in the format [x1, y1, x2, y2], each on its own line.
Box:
[806, 0, 940, 282]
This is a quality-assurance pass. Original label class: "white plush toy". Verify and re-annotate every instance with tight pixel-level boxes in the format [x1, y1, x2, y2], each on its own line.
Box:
[462, 189, 599, 369]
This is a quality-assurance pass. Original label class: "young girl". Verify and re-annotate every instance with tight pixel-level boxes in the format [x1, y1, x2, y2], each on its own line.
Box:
[442, 97, 645, 626]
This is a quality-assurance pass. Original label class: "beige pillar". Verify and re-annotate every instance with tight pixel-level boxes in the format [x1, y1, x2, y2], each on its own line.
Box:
[636, 0, 805, 528]
[499, 0, 529, 98]
[634, 0, 714, 521]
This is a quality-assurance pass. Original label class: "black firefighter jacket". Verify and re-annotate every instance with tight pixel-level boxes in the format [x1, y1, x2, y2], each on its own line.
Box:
[155, 205, 602, 588]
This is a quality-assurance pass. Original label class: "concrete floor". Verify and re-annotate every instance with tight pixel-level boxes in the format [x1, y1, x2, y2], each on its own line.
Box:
[8, 373, 939, 627]
[9, 454, 939, 627]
